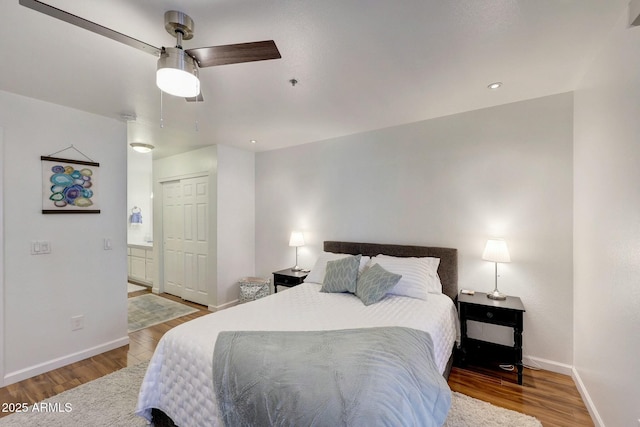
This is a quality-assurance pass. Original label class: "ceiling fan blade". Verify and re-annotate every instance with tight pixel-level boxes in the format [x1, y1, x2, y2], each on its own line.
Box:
[186, 40, 281, 67]
[19, 0, 161, 57]
[185, 93, 204, 102]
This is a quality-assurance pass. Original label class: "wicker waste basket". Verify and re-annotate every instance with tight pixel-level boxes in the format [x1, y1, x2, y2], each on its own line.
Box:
[239, 277, 271, 303]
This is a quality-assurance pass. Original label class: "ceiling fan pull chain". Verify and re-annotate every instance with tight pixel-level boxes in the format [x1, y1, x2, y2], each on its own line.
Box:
[194, 91, 199, 132]
[160, 89, 164, 128]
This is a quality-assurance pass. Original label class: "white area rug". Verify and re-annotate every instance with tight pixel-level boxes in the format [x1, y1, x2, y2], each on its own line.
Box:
[444, 392, 542, 427]
[0, 362, 543, 427]
[0, 363, 149, 427]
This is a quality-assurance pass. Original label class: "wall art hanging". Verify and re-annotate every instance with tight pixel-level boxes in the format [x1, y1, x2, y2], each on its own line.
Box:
[41, 146, 100, 214]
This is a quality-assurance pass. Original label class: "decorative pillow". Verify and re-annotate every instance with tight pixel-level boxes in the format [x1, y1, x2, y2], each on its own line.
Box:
[320, 255, 361, 294]
[304, 252, 370, 284]
[355, 263, 402, 306]
[370, 255, 442, 299]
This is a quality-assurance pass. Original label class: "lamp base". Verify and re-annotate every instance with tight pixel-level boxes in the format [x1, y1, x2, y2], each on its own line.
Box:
[291, 265, 303, 272]
[487, 290, 507, 300]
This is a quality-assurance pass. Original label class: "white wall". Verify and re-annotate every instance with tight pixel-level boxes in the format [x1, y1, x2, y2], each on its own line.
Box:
[256, 93, 574, 368]
[0, 90, 128, 384]
[216, 145, 255, 307]
[573, 11, 640, 427]
[127, 146, 153, 245]
[152, 144, 256, 309]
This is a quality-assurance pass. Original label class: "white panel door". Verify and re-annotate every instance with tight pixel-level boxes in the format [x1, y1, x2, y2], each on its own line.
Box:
[181, 176, 209, 305]
[162, 181, 184, 298]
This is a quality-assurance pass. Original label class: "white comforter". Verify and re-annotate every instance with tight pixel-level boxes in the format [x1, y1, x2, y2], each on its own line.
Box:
[135, 283, 459, 427]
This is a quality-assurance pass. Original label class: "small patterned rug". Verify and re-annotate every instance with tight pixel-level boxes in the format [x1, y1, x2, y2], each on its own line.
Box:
[128, 294, 199, 333]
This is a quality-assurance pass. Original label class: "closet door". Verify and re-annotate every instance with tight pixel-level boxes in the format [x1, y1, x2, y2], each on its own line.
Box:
[181, 176, 209, 305]
[162, 177, 209, 305]
[162, 181, 184, 298]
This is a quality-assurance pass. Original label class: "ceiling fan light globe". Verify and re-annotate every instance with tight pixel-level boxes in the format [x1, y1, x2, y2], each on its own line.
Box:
[156, 68, 200, 97]
[156, 47, 200, 98]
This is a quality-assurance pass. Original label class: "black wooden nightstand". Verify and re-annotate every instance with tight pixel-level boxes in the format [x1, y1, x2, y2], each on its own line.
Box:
[272, 268, 308, 293]
[458, 291, 526, 385]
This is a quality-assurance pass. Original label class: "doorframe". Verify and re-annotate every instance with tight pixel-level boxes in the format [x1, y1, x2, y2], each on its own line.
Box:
[0, 128, 5, 386]
[154, 172, 209, 299]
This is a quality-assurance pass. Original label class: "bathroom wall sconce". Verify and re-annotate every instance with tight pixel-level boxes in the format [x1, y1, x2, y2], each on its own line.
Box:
[130, 143, 154, 153]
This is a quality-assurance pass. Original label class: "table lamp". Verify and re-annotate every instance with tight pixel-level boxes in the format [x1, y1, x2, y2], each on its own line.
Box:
[482, 238, 511, 300]
[289, 231, 305, 271]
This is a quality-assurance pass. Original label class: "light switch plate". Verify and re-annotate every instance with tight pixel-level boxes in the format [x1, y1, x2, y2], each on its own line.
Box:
[31, 240, 51, 255]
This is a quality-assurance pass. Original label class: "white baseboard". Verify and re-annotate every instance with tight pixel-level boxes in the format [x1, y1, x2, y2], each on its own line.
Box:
[522, 356, 599, 426]
[572, 367, 604, 427]
[209, 299, 239, 312]
[523, 355, 573, 376]
[3, 336, 129, 386]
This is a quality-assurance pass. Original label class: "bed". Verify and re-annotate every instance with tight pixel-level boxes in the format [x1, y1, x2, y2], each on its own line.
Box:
[136, 241, 459, 427]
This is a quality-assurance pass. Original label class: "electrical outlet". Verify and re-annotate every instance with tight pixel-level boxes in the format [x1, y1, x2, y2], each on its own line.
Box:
[71, 315, 84, 331]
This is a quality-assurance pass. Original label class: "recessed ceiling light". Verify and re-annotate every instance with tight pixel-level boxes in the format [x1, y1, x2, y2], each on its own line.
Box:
[250, 139, 257, 144]
[488, 82, 502, 90]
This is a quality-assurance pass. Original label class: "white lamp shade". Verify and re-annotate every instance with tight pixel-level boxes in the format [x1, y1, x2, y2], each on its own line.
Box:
[156, 47, 200, 98]
[289, 231, 305, 247]
[482, 239, 511, 263]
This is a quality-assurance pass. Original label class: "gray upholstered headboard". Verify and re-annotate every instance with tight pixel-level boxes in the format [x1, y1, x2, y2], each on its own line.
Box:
[324, 241, 458, 302]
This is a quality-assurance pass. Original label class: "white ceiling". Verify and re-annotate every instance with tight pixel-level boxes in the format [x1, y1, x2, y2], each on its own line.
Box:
[0, 0, 628, 158]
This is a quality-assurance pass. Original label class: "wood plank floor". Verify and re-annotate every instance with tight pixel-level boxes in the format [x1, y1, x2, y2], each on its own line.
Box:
[448, 364, 593, 427]
[0, 289, 209, 419]
[0, 289, 593, 426]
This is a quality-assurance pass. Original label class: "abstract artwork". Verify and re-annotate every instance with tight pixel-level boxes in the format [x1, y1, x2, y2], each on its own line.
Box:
[41, 156, 100, 214]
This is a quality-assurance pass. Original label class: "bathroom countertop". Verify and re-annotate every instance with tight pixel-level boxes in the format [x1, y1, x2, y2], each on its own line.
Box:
[128, 242, 153, 250]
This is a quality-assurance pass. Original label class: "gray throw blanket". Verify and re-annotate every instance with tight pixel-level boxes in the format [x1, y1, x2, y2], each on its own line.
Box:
[213, 327, 451, 427]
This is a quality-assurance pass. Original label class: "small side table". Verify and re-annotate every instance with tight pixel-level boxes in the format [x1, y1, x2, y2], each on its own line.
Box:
[458, 291, 526, 385]
[272, 268, 308, 293]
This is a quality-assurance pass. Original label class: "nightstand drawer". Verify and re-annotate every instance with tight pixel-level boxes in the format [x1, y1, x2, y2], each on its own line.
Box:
[464, 304, 518, 326]
[272, 269, 308, 293]
[275, 275, 298, 286]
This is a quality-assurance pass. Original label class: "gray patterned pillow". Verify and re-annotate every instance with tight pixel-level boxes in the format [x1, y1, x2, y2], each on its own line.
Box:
[320, 255, 361, 294]
[355, 263, 402, 306]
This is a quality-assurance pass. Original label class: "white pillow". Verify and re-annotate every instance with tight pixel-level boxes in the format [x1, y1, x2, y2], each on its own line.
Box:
[305, 252, 370, 284]
[375, 254, 441, 276]
[370, 254, 442, 299]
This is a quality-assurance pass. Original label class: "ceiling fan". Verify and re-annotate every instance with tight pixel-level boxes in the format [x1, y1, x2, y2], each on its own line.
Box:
[19, 0, 281, 102]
